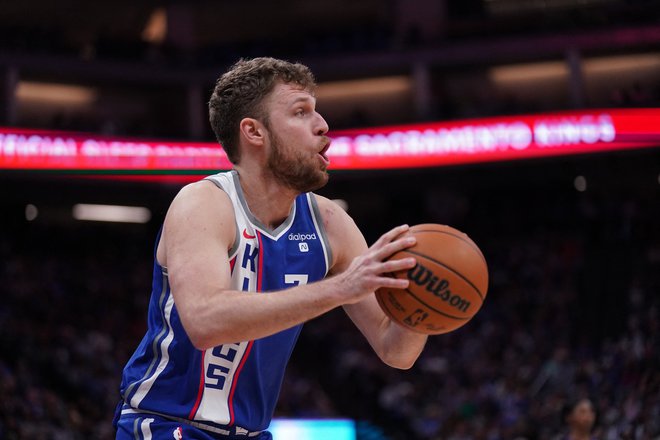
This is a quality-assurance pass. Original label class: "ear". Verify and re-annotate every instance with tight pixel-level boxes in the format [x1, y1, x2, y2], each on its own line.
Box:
[239, 117, 266, 147]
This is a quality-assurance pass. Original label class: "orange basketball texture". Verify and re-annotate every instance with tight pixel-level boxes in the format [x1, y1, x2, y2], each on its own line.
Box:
[375, 224, 489, 335]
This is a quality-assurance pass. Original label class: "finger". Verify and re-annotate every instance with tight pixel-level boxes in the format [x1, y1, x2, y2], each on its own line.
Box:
[377, 276, 410, 290]
[372, 235, 416, 261]
[373, 224, 410, 248]
[380, 257, 416, 273]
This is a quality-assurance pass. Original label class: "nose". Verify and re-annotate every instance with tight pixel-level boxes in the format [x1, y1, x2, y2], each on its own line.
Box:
[315, 112, 329, 136]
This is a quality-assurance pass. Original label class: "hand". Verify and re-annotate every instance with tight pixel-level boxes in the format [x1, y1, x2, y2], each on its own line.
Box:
[331, 224, 417, 304]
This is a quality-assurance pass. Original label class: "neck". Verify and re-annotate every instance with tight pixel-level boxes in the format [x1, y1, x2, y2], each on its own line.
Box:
[233, 164, 298, 230]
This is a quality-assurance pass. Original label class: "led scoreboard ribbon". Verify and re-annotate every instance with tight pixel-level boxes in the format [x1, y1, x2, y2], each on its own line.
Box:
[1, 108, 659, 176]
[327, 108, 660, 169]
[0, 132, 231, 172]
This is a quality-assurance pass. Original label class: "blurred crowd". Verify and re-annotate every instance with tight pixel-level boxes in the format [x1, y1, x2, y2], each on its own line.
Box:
[279, 183, 660, 439]
[0, 174, 658, 439]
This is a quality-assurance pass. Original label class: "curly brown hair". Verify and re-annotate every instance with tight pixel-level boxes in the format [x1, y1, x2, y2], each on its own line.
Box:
[208, 57, 317, 164]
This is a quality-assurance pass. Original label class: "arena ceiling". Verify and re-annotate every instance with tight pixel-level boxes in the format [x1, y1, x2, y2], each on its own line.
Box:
[0, 0, 389, 48]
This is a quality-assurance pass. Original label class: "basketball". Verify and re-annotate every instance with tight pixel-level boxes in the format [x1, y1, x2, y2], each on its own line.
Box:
[376, 224, 489, 335]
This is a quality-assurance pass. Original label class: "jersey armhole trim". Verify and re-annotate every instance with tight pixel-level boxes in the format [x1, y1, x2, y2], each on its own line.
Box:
[308, 193, 333, 275]
[204, 176, 241, 257]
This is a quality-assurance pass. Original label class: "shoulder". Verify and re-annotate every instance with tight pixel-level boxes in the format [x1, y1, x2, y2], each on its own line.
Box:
[163, 179, 237, 246]
[157, 179, 237, 266]
[311, 193, 356, 238]
[172, 179, 234, 213]
[311, 193, 367, 273]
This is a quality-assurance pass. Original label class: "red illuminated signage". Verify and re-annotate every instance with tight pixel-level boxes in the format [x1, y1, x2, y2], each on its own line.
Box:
[0, 109, 658, 175]
[0, 131, 231, 171]
[327, 108, 659, 169]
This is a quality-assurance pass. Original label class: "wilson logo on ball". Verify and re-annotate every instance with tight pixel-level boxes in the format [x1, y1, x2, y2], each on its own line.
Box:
[407, 263, 471, 313]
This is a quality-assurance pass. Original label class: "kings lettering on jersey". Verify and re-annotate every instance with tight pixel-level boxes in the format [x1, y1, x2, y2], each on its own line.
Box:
[238, 235, 259, 291]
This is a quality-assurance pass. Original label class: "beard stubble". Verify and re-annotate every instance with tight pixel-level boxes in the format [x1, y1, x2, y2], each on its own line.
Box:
[266, 132, 329, 193]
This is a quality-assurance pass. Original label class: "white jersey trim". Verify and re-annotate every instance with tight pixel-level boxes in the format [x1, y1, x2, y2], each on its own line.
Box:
[123, 270, 170, 403]
[206, 171, 298, 241]
[139, 417, 154, 440]
[129, 288, 177, 408]
[121, 407, 263, 437]
[307, 193, 333, 275]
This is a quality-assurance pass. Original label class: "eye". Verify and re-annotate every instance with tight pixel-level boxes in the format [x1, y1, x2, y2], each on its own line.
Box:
[295, 108, 306, 117]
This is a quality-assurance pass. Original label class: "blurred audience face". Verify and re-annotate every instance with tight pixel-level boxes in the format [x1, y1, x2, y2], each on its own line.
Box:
[567, 399, 596, 433]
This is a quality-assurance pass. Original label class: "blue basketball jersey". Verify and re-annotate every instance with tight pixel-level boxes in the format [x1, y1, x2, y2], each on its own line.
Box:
[118, 170, 332, 436]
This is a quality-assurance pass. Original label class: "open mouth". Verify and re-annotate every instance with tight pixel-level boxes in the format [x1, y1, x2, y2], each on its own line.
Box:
[318, 140, 331, 163]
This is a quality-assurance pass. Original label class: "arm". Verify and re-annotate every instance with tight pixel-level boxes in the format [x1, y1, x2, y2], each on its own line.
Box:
[158, 180, 415, 350]
[317, 195, 428, 370]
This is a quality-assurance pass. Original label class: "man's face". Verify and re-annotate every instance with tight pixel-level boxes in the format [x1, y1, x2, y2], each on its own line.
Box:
[262, 82, 331, 193]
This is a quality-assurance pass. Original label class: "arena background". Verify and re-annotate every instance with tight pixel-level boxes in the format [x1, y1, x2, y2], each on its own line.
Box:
[0, 1, 659, 439]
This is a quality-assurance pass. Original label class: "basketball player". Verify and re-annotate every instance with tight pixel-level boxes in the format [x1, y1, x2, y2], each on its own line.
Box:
[114, 57, 428, 439]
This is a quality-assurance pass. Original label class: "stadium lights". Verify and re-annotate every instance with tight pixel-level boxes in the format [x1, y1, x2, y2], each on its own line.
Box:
[489, 53, 660, 85]
[72, 204, 151, 224]
[583, 53, 660, 75]
[316, 76, 411, 101]
[142, 7, 167, 44]
[25, 204, 38, 221]
[16, 81, 98, 106]
[489, 61, 568, 83]
[574, 175, 587, 192]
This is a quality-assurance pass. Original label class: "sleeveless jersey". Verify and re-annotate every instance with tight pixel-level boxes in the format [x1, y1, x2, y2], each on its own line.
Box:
[118, 170, 333, 436]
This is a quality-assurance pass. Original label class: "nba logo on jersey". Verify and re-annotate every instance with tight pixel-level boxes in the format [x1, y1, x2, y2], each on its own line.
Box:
[172, 427, 183, 439]
[299, 242, 309, 252]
